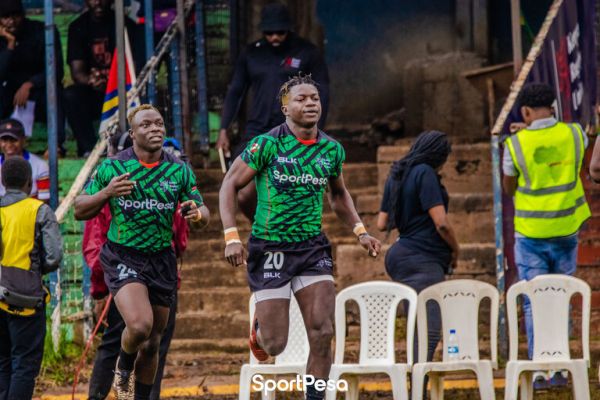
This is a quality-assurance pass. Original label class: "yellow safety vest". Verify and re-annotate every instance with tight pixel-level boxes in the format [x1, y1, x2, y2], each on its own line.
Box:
[0, 197, 46, 316]
[506, 122, 591, 238]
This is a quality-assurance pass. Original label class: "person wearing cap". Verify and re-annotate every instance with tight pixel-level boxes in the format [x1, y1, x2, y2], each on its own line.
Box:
[0, 118, 50, 201]
[503, 83, 590, 388]
[0, 0, 66, 155]
[0, 156, 62, 399]
[216, 2, 329, 220]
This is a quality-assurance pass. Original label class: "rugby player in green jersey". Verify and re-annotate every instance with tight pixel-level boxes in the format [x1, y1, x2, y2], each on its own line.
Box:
[219, 75, 381, 400]
[75, 104, 210, 400]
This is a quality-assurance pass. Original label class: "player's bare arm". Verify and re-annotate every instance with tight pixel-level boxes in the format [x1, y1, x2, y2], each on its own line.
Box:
[74, 173, 135, 220]
[219, 157, 258, 267]
[180, 201, 210, 229]
[327, 173, 381, 257]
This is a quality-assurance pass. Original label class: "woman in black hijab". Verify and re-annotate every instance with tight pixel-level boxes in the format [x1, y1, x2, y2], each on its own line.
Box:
[377, 130, 459, 364]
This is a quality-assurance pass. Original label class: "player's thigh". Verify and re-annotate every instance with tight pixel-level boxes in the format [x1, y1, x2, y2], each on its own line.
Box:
[255, 298, 290, 340]
[114, 282, 153, 329]
[294, 280, 335, 332]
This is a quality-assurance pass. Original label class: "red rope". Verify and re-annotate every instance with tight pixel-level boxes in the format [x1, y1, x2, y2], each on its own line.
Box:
[72, 293, 113, 400]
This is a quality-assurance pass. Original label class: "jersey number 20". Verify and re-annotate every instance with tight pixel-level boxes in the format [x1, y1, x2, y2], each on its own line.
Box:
[264, 251, 284, 270]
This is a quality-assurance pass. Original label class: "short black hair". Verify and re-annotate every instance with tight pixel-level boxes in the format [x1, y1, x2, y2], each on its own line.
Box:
[2, 156, 31, 190]
[278, 73, 319, 105]
[0, 0, 24, 17]
[517, 83, 555, 109]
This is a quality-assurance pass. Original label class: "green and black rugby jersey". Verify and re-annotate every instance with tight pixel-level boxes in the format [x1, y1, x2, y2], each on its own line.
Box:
[241, 123, 345, 243]
[85, 147, 204, 252]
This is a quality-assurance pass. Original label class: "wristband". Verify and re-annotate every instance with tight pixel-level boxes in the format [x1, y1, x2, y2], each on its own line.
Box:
[226, 239, 242, 246]
[191, 209, 202, 222]
[224, 227, 241, 242]
[353, 222, 368, 237]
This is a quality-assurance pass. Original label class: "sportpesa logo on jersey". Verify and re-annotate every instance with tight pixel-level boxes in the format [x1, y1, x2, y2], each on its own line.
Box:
[272, 170, 328, 186]
[118, 198, 175, 211]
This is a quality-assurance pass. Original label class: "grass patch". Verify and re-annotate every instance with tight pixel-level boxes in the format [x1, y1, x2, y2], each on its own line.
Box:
[37, 325, 85, 391]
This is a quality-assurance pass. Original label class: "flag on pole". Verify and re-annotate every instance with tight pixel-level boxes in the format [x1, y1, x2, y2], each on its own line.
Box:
[99, 29, 140, 135]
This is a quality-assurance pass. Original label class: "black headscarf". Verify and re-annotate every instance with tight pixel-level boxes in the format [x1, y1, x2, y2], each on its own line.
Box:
[386, 130, 451, 231]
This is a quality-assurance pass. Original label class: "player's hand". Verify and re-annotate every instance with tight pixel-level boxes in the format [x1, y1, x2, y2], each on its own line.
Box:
[509, 122, 527, 134]
[225, 242, 247, 267]
[88, 68, 107, 89]
[104, 173, 136, 198]
[216, 129, 231, 157]
[359, 234, 381, 258]
[0, 27, 16, 49]
[13, 82, 33, 107]
[180, 200, 200, 220]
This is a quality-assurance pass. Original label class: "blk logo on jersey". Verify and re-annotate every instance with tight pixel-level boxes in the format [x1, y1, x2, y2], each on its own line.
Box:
[160, 180, 178, 192]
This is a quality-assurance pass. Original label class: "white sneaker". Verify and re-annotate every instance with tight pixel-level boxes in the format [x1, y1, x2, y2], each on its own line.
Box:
[113, 362, 135, 400]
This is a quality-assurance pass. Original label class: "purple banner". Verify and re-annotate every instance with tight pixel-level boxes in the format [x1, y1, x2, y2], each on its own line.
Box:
[501, 0, 597, 285]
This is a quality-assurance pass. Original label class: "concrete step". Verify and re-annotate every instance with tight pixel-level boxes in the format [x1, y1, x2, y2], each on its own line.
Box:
[178, 286, 251, 314]
[377, 143, 492, 194]
[356, 192, 493, 215]
[174, 311, 249, 339]
[335, 242, 496, 290]
[193, 163, 378, 193]
[168, 338, 248, 355]
[180, 260, 248, 288]
[199, 187, 377, 217]
[355, 192, 494, 243]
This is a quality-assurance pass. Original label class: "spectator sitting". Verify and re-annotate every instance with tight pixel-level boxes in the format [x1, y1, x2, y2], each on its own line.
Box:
[0, 156, 62, 399]
[0, 0, 66, 155]
[64, 0, 140, 157]
[0, 118, 49, 201]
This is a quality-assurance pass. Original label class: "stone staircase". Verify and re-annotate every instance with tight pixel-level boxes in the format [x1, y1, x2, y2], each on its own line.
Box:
[168, 140, 497, 362]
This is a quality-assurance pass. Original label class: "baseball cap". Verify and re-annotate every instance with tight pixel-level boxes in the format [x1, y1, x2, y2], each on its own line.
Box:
[0, 119, 25, 140]
[259, 3, 292, 32]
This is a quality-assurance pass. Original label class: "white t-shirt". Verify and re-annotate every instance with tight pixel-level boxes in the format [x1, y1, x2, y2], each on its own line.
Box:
[0, 151, 50, 200]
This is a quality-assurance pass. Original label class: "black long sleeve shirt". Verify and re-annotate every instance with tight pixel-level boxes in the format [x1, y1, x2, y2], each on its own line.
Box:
[221, 33, 329, 138]
[0, 19, 64, 97]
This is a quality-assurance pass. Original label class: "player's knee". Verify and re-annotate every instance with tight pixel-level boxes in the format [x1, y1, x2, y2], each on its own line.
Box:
[307, 322, 334, 353]
[261, 335, 288, 356]
[139, 334, 161, 356]
[127, 320, 153, 344]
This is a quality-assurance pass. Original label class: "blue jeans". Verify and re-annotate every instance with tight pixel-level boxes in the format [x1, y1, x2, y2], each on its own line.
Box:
[514, 235, 578, 359]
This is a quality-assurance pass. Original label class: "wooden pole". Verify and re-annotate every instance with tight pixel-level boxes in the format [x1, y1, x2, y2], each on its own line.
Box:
[492, 0, 564, 135]
[510, 0, 523, 75]
[115, 0, 127, 133]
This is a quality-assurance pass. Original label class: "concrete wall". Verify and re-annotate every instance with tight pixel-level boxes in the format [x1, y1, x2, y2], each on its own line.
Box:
[316, 0, 457, 125]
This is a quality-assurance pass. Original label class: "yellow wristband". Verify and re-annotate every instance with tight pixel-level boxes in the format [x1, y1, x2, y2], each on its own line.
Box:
[353, 222, 368, 237]
[224, 227, 241, 242]
[191, 209, 202, 222]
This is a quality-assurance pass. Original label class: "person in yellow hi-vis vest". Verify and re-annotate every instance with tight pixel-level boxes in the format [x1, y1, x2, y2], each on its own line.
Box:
[503, 83, 591, 388]
[0, 157, 62, 399]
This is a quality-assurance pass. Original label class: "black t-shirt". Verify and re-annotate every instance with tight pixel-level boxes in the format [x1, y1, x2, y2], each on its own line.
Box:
[380, 164, 452, 263]
[67, 12, 138, 82]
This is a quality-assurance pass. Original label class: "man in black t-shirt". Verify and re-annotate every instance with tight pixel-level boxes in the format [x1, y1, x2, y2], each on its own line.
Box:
[64, 0, 139, 157]
[0, 0, 65, 153]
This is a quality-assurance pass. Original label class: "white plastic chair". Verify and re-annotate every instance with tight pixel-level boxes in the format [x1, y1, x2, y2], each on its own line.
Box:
[238, 294, 309, 400]
[505, 275, 591, 400]
[411, 279, 498, 400]
[326, 281, 417, 400]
